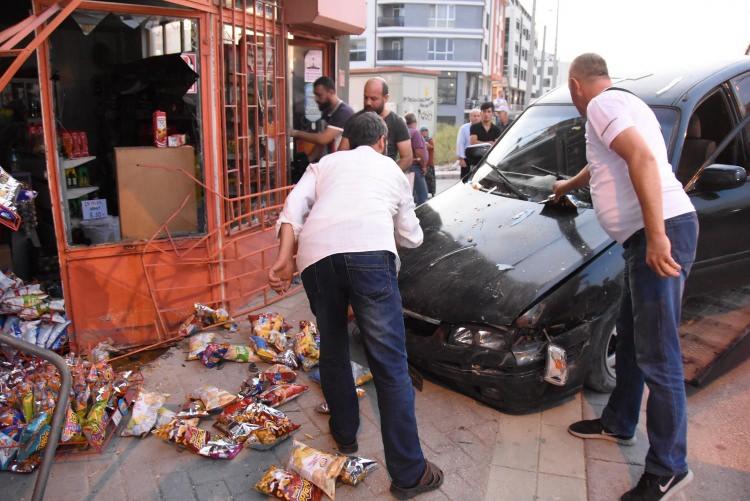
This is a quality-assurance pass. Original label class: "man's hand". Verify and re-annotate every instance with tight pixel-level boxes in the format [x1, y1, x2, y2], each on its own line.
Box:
[458, 158, 467, 168]
[552, 180, 569, 200]
[646, 233, 681, 278]
[267, 257, 296, 294]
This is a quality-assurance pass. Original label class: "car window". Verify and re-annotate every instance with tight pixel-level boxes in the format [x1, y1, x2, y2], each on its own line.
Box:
[472, 104, 678, 203]
[730, 72, 750, 169]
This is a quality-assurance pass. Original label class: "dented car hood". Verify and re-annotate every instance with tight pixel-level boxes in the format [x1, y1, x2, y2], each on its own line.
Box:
[398, 183, 615, 326]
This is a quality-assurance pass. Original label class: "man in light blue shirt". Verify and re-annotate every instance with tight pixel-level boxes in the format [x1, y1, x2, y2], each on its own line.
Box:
[456, 108, 480, 178]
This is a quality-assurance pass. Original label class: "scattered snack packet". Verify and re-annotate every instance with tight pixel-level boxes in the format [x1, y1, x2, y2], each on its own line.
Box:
[152, 418, 199, 444]
[176, 400, 209, 419]
[351, 361, 373, 386]
[250, 336, 278, 363]
[314, 389, 366, 415]
[197, 436, 243, 459]
[259, 384, 308, 408]
[201, 343, 228, 368]
[287, 440, 347, 500]
[293, 321, 320, 371]
[255, 465, 323, 501]
[189, 385, 238, 412]
[338, 456, 378, 486]
[155, 407, 177, 427]
[121, 391, 169, 437]
[187, 332, 215, 361]
[274, 349, 299, 370]
[223, 344, 259, 363]
[251, 312, 286, 336]
[239, 375, 266, 399]
[260, 364, 297, 384]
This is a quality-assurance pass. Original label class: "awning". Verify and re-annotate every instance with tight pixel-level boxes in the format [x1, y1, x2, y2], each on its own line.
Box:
[284, 0, 366, 36]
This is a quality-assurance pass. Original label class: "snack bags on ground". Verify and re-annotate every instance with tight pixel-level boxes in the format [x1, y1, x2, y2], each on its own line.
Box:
[121, 391, 168, 437]
[274, 349, 299, 370]
[201, 343, 228, 368]
[250, 336, 278, 363]
[223, 344, 258, 362]
[259, 384, 308, 408]
[260, 364, 297, 384]
[338, 456, 378, 486]
[251, 312, 286, 336]
[351, 361, 373, 386]
[287, 440, 347, 500]
[256, 465, 322, 501]
[188, 385, 237, 412]
[217, 401, 300, 449]
[315, 388, 365, 415]
[293, 321, 320, 371]
[187, 332, 215, 361]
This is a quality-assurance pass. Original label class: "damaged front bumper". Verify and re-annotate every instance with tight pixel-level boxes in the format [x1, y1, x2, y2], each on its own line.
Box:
[404, 316, 596, 414]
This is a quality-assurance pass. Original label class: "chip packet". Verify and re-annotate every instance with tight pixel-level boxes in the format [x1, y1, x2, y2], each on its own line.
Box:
[287, 440, 347, 500]
[223, 344, 259, 363]
[250, 336, 278, 363]
[121, 392, 169, 437]
[188, 385, 238, 412]
[260, 364, 297, 384]
[314, 388, 366, 415]
[338, 456, 378, 486]
[255, 465, 323, 501]
[259, 384, 308, 408]
[201, 343, 228, 368]
[187, 332, 215, 360]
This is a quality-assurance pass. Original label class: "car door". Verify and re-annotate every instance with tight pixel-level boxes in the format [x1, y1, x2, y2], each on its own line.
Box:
[684, 77, 750, 294]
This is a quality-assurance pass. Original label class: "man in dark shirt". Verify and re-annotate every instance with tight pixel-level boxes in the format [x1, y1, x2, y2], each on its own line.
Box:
[339, 78, 412, 171]
[290, 76, 354, 156]
[405, 113, 428, 204]
[470, 101, 502, 145]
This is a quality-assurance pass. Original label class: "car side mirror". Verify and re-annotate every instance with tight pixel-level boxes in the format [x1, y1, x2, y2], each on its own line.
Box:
[696, 164, 747, 191]
[465, 143, 491, 169]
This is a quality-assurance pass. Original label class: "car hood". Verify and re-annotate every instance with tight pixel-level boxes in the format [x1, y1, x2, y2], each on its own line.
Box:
[398, 183, 615, 326]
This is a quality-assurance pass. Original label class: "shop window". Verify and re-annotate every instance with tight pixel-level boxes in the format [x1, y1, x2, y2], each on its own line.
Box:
[49, 12, 205, 246]
[438, 71, 457, 105]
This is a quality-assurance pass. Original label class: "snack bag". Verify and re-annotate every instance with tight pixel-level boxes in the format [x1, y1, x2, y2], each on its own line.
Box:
[152, 418, 199, 443]
[338, 456, 378, 486]
[155, 407, 176, 427]
[314, 389, 365, 415]
[187, 332, 215, 360]
[250, 336, 278, 363]
[259, 384, 308, 408]
[197, 436, 243, 459]
[251, 312, 286, 336]
[274, 349, 299, 370]
[60, 405, 83, 442]
[201, 343, 228, 368]
[82, 399, 108, 449]
[351, 362, 373, 386]
[0, 427, 20, 470]
[182, 425, 210, 453]
[176, 400, 209, 419]
[255, 465, 323, 501]
[189, 385, 237, 412]
[178, 314, 200, 338]
[223, 344, 259, 363]
[121, 392, 169, 437]
[293, 321, 320, 371]
[260, 364, 297, 384]
[287, 440, 346, 500]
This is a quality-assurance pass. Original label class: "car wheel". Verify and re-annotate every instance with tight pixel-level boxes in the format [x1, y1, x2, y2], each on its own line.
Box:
[584, 323, 617, 393]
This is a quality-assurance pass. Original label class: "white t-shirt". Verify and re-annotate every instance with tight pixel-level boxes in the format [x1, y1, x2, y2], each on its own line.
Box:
[585, 89, 694, 244]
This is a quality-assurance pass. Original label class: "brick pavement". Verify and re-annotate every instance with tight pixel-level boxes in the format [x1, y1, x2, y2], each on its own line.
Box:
[2, 289, 591, 501]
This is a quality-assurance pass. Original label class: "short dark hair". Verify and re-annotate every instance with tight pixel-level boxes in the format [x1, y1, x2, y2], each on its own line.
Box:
[480, 101, 494, 112]
[344, 111, 387, 149]
[313, 76, 335, 91]
[404, 112, 417, 125]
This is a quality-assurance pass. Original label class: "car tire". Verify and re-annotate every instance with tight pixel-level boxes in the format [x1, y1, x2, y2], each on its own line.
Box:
[584, 323, 617, 393]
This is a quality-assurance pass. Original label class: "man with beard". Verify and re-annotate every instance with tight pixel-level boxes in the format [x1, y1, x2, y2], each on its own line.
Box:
[290, 76, 354, 156]
[339, 77, 413, 171]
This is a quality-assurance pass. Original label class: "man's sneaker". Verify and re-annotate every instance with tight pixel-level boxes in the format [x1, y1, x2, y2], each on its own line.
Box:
[621, 470, 693, 501]
[568, 418, 636, 445]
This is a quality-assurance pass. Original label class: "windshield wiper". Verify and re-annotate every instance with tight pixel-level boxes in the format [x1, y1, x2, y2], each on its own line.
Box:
[483, 161, 530, 200]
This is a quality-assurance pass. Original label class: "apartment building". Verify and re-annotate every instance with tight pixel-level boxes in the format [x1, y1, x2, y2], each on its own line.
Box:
[350, 0, 499, 125]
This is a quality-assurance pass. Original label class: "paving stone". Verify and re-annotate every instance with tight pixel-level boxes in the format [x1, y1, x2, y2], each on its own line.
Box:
[541, 393, 582, 426]
[485, 465, 537, 501]
[194, 479, 232, 501]
[536, 472, 588, 501]
[85, 457, 128, 499]
[584, 426, 649, 466]
[34, 460, 88, 501]
[158, 470, 197, 501]
[491, 412, 540, 472]
[585, 458, 642, 501]
[538, 424, 586, 479]
[440, 470, 477, 501]
[418, 419, 455, 455]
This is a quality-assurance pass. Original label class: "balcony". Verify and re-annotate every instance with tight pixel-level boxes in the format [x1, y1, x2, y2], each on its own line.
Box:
[377, 48, 403, 60]
[378, 16, 405, 27]
[349, 52, 366, 62]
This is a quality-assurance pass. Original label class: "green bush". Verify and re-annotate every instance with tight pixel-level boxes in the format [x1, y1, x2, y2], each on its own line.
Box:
[434, 123, 460, 166]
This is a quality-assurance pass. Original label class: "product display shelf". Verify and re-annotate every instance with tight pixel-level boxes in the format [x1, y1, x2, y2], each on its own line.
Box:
[61, 156, 96, 170]
[65, 186, 99, 200]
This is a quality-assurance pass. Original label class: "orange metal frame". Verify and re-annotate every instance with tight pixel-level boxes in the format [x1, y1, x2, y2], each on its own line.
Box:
[30, 0, 300, 350]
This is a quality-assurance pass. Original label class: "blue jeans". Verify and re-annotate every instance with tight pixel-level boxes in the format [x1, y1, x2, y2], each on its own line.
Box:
[601, 212, 699, 476]
[410, 165, 428, 205]
[301, 251, 426, 487]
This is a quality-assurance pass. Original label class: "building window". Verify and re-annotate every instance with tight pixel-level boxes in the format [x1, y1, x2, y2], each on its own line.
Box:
[547, 66, 554, 75]
[438, 71, 457, 105]
[147, 19, 193, 56]
[521, 69, 526, 80]
[484, 43, 488, 60]
[513, 65, 518, 77]
[521, 48, 527, 60]
[486, 13, 490, 29]
[429, 5, 456, 28]
[428, 38, 454, 61]
[514, 42, 519, 54]
[349, 39, 366, 62]
[516, 19, 521, 30]
[543, 78, 551, 87]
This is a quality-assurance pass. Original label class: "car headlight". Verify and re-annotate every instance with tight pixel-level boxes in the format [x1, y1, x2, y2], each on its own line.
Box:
[447, 325, 510, 352]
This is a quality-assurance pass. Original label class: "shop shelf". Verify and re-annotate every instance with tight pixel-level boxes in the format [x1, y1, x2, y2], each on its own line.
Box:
[65, 186, 99, 199]
[62, 156, 96, 170]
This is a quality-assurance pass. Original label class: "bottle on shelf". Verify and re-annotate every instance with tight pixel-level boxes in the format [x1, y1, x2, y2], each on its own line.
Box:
[78, 165, 88, 187]
[66, 169, 77, 188]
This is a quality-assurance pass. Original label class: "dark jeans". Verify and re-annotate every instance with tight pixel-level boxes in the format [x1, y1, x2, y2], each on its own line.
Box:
[425, 165, 436, 195]
[409, 165, 429, 205]
[601, 212, 699, 476]
[301, 252, 426, 487]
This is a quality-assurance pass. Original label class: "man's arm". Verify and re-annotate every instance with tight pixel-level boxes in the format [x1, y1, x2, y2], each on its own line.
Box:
[469, 134, 480, 145]
[553, 165, 591, 199]
[394, 181, 424, 248]
[610, 128, 680, 278]
[268, 223, 296, 293]
[396, 139, 413, 171]
[456, 127, 467, 166]
[291, 127, 340, 146]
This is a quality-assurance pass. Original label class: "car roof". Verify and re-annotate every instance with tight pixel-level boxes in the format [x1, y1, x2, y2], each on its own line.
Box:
[536, 57, 750, 108]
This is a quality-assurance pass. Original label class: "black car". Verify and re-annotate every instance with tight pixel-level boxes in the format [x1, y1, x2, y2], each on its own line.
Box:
[399, 58, 750, 413]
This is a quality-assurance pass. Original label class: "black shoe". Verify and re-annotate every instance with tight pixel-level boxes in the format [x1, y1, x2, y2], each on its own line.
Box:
[621, 470, 693, 501]
[568, 418, 636, 445]
[329, 418, 358, 454]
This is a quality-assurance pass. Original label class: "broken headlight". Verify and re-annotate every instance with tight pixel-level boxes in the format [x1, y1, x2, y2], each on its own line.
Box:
[447, 325, 510, 351]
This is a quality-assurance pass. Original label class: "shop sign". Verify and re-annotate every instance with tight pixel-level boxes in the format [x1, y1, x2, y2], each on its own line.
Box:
[82, 199, 108, 220]
[303, 50, 323, 83]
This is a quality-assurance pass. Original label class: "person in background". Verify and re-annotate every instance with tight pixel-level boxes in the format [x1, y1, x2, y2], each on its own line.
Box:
[456, 108, 481, 179]
[470, 101, 502, 146]
[268, 111, 443, 500]
[289, 76, 354, 156]
[339, 78, 413, 171]
[493, 91, 510, 129]
[420, 126, 436, 197]
[556, 53, 697, 501]
[405, 113, 428, 205]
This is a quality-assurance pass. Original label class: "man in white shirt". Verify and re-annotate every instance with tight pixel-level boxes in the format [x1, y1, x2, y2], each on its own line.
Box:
[456, 108, 481, 178]
[268, 112, 443, 499]
[555, 53, 698, 501]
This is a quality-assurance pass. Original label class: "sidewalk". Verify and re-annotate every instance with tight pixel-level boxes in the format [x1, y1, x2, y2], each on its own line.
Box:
[3, 290, 590, 501]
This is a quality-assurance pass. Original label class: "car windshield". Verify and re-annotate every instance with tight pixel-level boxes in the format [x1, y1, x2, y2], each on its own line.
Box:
[470, 104, 678, 204]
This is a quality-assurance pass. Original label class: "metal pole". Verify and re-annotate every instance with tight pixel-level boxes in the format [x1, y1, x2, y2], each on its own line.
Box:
[0, 334, 72, 501]
[552, 0, 560, 87]
[524, 0, 537, 107]
[539, 25, 546, 97]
